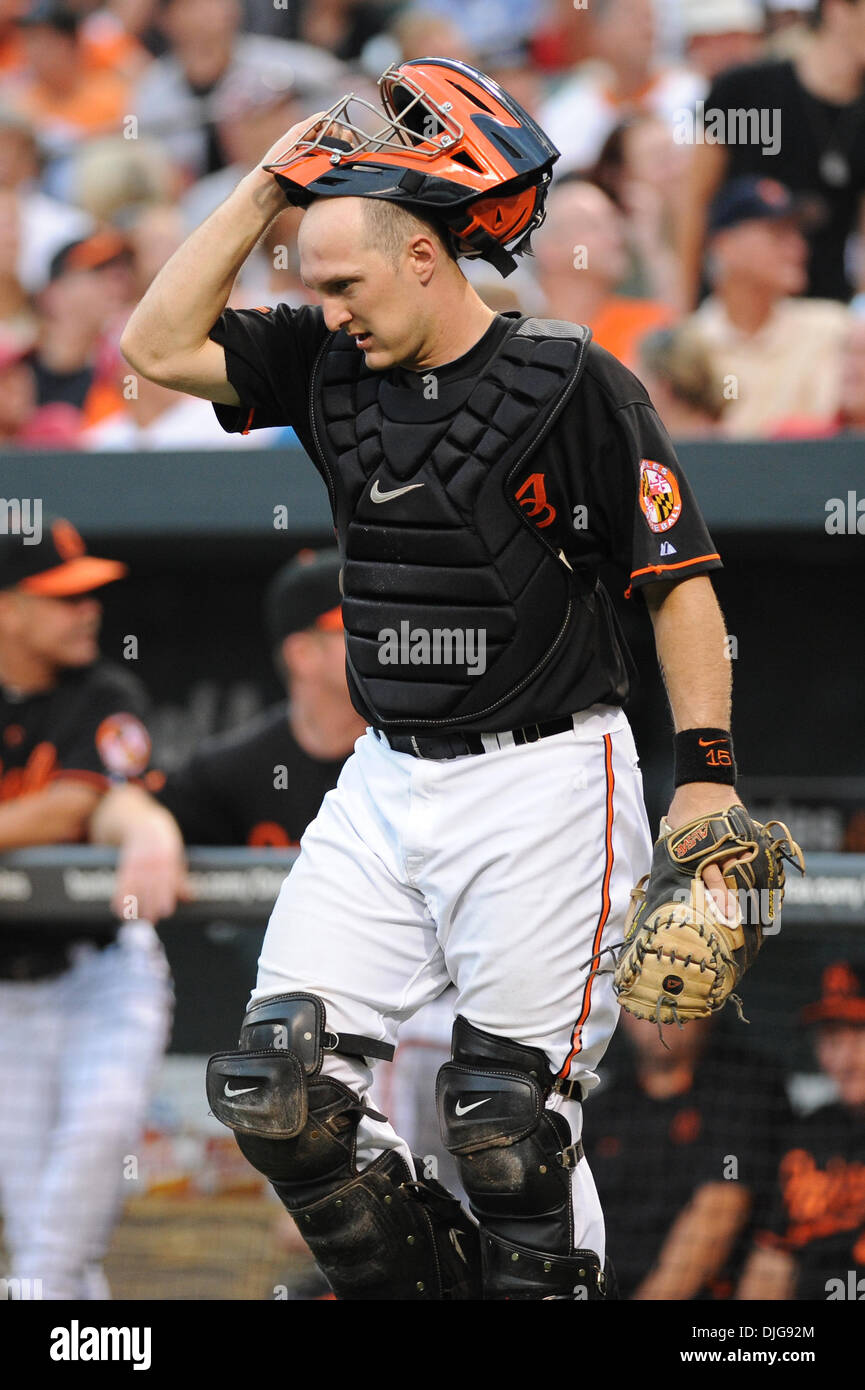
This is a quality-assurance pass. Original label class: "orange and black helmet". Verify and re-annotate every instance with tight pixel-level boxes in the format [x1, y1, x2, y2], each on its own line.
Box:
[263, 58, 560, 276]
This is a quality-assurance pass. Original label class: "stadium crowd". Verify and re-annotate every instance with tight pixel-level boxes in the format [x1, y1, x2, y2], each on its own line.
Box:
[1, 0, 865, 447]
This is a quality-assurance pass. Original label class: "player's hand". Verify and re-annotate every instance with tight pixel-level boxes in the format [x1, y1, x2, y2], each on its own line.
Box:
[112, 818, 192, 925]
[664, 783, 749, 923]
[256, 111, 358, 180]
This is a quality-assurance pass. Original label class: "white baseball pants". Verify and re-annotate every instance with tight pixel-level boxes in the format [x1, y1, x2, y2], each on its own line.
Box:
[252, 705, 652, 1259]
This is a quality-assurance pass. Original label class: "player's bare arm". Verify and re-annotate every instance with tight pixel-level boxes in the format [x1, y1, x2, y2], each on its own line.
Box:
[643, 573, 741, 916]
[90, 783, 189, 924]
[119, 113, 341, 403]
[0, 781, 102, 850]
[632, 1181, 751, 1300]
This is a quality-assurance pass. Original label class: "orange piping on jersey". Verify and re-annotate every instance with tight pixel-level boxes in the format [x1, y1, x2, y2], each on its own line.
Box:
[242, 408, 255, 436]
[623, 553, 721, 599]
[558, 733, 615, 1080]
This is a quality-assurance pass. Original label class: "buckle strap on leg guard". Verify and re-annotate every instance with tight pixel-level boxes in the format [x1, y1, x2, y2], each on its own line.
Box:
[552, 1076, 583, 1101]
[481, 1231, 609, 1301]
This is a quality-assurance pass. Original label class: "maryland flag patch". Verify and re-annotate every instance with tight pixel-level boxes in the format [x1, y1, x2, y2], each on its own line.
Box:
[639, 459, 682, 534]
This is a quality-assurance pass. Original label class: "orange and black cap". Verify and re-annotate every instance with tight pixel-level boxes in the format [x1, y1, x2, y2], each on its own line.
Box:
[801, 961, 865, 1027]
[264, 548, 343, 645]
[0, 517, 127, 597]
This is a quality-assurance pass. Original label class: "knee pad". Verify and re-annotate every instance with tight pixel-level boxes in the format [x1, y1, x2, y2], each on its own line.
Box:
[206, 992, 392, 1190]
[436, 1016, 607, 1300]
[206, 994, 480, 1300]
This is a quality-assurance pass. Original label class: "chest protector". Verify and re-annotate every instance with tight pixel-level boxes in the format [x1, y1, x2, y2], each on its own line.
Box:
[310, 316, 593, 728]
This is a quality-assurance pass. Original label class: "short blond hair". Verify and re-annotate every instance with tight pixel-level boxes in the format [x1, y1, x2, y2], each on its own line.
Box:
[360, 198, 457, 269]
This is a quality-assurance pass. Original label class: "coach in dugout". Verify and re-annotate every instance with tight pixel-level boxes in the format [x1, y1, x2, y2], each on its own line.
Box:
[737, 960, 865, 1300]
[0, 518, 171, 1300]
[92, 548, 365, 918]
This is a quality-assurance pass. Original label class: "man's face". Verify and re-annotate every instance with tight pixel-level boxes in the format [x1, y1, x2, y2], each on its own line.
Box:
[298, 198, 433, 371]
[0, 359, 35, 434]
[831, 0, 865, 67]
[620, 1008, 711, 1071]
[595, 0, 656, 70]
[281, 627, 349, 699]
[839, 319, 865, 422]
[0, 590, 102, 670]
[533, 183, 629, 287]
[162, 0, 239, 49]
[816, 1024, 865, 1110]
[712, 217, 808, 298]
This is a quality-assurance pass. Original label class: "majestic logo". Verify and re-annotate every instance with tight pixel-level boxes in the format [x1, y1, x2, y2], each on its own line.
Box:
[370, 479, 425, 504]
[673, 822, 710, 858]
[659, 541, 677, 556]
[515, 472, 557, 528]
[454, 1097, 491, 1117]
[639, 460, 682, 534]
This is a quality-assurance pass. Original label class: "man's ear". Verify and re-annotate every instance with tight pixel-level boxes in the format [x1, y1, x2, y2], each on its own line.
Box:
[408, 232, 439, 286]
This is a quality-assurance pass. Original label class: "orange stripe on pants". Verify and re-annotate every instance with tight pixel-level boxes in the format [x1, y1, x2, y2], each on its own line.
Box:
[558, 733, 615, 1079]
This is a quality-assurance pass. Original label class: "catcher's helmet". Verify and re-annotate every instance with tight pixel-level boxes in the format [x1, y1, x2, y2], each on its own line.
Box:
[263, 58, 560, 276]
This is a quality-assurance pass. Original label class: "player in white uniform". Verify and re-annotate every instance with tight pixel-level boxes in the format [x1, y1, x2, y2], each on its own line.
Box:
[122, 60, 746, 1300]
[0, 521, 171, 1300]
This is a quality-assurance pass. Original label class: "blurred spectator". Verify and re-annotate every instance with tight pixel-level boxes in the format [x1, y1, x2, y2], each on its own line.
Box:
[0, 107, 93, 294]
[591, 115, 691, 304]
[685, 176, 848, 436]
[298, 0, 401, 64]
[132, 0, 345, 184]
[585, 1010, 790, 1300]
[0, 185, 37, 343]
[396, 0, 531, 66]
[6, 2, 130, 183]
[539, 0, 703, 177]
[531, 0, 597, 74]
[33, 230, 135, 422]
[737, 960, 865, 1300]
[71, 133, 182, 223]
[388, 8, 475, 66]
[678, 0, 865, 306]
[532, 179, 674, 370]
[178, 55, 327, 306]
[680, 0, 765, 81]
[765, 0, 820, 46]
[0, 332, 82, 444]
[772, 307, 865, 433]
[637, 324, 728, 437]
[82, 348, 284, 447]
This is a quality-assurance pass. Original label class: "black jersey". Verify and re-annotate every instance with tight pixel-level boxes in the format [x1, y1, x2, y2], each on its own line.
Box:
[0, 660, 151, 797]
[209, 305, 721, 728]
[585, 1033, 790, 1299]
[0, 660, 152, 972]
[153, 703, 349, 847]
[757, 1101, 865, 1301]
[705, 60, 865, 302]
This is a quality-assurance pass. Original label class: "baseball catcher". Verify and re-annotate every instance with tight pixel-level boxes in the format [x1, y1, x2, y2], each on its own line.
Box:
[123, 52, 795, 1301]
[615, 805, 805, 1027]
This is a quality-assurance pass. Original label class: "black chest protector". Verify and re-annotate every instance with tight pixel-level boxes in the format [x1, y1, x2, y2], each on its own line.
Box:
[309, 316, 594, 729]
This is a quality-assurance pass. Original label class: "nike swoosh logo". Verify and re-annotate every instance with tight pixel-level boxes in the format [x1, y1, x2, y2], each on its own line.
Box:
[454, 1096, 491, 1117]
[370, 479, 425, 504]
[224, 1083, 258, 1098]
[698, 738, 726, 747]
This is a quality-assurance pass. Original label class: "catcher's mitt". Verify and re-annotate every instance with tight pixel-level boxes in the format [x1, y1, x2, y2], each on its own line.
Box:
[613, 804, 805, 1027]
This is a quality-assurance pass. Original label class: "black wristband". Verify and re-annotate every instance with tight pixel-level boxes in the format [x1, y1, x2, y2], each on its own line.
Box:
[674, 728, 736, 787]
